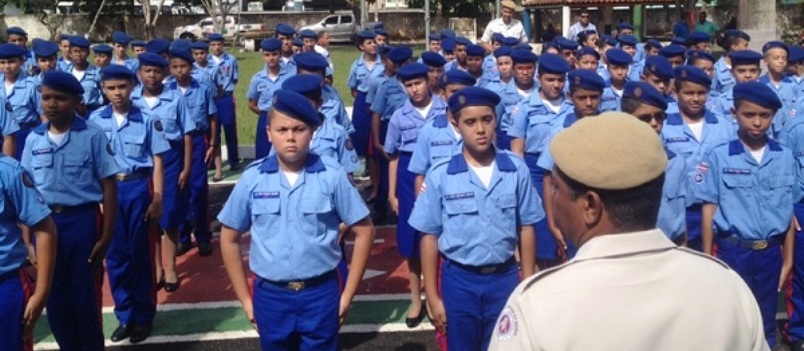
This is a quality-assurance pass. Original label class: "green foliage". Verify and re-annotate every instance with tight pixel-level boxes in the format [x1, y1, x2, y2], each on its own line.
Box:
[405, 0, 491, 17]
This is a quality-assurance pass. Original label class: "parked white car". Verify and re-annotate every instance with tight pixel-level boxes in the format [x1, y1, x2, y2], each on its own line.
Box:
[173, 16, 264, 41]
[300, 12, 357, 43]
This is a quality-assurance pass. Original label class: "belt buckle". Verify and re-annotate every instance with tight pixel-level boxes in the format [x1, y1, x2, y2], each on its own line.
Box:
[752, 240, 768, 250]
[287, 281, 305, 291]
[52, 205, 64, 214]
[480, 266, 496, 274]
[116, 173, 127, 181]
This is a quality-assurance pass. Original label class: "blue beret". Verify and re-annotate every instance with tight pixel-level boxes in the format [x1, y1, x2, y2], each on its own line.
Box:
[389, 46, 413, 64]
[724, 30, 751, 42]
[374, 28, 389, 36]
[440, 69, 476, 88]
[729, 50, 763, 66]
[493, 46, 512, 58]
[643, 55, 674, 80]
[373, 23, 384, 30]
[762, 41, 788, 54]
[466, 44, 485, 57]
[281, 74, 323, 97]
[492, 33, 504, 43]
[552, 35, 566, 43]
[674, 65, 711, 87]
[169, 48, 194, 64]
[293, 38, 303, 47]
[32, 41, 59, 57]
[685, 50, 715, 64]
[146, 38, 170, 54]
[511, 49, 537, 64]
[261, 37, 281, 51]
[606, 48, 633, 66]
[294, 52, 329, 72]
[447, 86, 501, 114]
[512, 43, 531, 51]
[396, 63, 429, 82]
[68, 36, 90, 48]
[112, 31, 130, 45]
[92, 44, 113, 55]
[6, 27, 26, 36]
[576, 47, 600, 60]
[659, 44, 686, 58]
[618, 22, 634, 30]
[0, 43, 28, 59]
[688, 31, 711, 44]
[440, 29, 456, 39]
[192, 41, 209, 50]
[130, 39, 146, 47]
[557, 38, 579, 51]
[604, 36, 618, 47]
[502, 37, 519, 47]
[100, 65, 136, 81]
[568, 69, 606, 91]
[790, 46, 804, 63]
[543, 42, 559, 52]
[299, 29, 317, 40]
[441, 38, 455, 52]
[171, 39, 193, 52]
[428, 33, 441, 42]
[379, 45, 393, 55]
[733, 82, 782, 111]
[455, 37, 472, 46]
[41, 71, 84, 95]
[624, 81, 667, 110]
[645, 39, 663, 51]
[271, 90, 321, 126]
[670, 37, 687, 46]
[356, 30, 376, 41]
[538, 53, 570, 74]
[617, 34, 638, 47]
[275, 23, 296, 36]
[577, 29, 597, 40]
[420, 51, 447, 67]
[58, 34, 69, 41]
[208, 33, 224, 42]
[138, 52, 168, 68]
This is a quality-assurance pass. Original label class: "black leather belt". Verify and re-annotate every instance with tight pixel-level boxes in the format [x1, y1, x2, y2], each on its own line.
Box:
[116, 171, 150, 182]
[260, 270, 335, 292]
[448, 258, 516, 275]
[49, 203, 97, 214]
[717, 233, 783, 251]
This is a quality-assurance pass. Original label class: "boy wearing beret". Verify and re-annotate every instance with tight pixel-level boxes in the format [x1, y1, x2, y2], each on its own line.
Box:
[695, 82, 801, 348]
[0, 43, 40, 159]
[495, 49, 538, 150]
[218, 90, 374, 351]
[759, 41, 801, 139]
[712, 30, 750, 95]
[715, 50, 763, 119]
[208, 33, 240, 171]
[247, 38, 293, 160]
[111, 31, 139, 72]
[410, 86, 541, 351]
[601, 48, 632, 112]
[65, 36, 103, 116]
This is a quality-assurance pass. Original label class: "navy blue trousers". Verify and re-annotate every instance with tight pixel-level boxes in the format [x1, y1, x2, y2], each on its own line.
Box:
[180, 132, 212, 246]
[0, 269, 32, 351]
[215, 94, 239, 167]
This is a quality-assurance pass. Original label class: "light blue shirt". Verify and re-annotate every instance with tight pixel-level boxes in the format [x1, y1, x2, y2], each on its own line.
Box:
[370, 75, 407, 121]
[320, 96, 354, 135]
[194, 61, 221, 92]
[384, 96, 447, 154]
[508, 92, 572, 155]
[661, 111, 735, 185]
[365, 74, 389, 105]
[66, 64, 103, 107]
[89, 105, 171, 174]
[408, 114, 463, 175]
[0, 104, 20, 137]
[21, 117, 119, 206]
[694, 139, 801, 239]
[0, 155, 50, 276]
[347, 53, 385, 93]
[111, 57, 139, 73]
[210, 53, 238, 94]
[408, 150, 544, 266]
[601, 83, 623, 112]
[536, 112, 584, 171]
[657, 149, 689, 240]
[0, 71, 38, 126]
[168, 79, 217, 132]
[496, 80, 535, 133]
[217, 154, 369, 281]
[57, 56, 73, 72]
[246, 66, 294, 111]
[777, 117, 804, 203]
[759, 74, 802, 138]
[712, 57, 735, 95]
[131, 86, 196, 141]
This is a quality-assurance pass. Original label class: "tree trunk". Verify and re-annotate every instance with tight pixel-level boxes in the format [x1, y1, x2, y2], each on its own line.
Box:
[87, 0, 108, 39]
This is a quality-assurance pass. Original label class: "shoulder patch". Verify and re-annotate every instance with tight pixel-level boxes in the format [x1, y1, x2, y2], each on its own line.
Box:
[5, 102, 11, 112]
[496, 307, 518, 340]
[106, 143, 115, 156]
[345, 138, 354, 151]
[21, 171, 34, 188]
[154, 120, 163, 132]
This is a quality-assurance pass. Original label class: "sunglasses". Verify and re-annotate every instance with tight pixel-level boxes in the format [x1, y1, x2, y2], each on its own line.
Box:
[580, 15, 589, 18]
[636, 112, 667, 123]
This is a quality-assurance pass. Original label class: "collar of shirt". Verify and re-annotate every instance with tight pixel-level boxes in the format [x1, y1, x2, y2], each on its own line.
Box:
[665, 110, 720, 125]
[401, 94, 445, 117]
[168, 78, 201, 93]
[573, 229, 676, 263]
[259, 152, 326, 173]
[97, 105, 144, 123]
[446, 148, 517, 174]
[132, 85, 176, 107]
[34, 115, 88, 135]
[728, 138, 782, 156]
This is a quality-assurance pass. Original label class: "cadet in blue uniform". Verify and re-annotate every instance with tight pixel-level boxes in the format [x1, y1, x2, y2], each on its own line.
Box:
[639, 55, 676, 112]
[131, 53, 196, 285]
[131, 39, 146, 56]
[496, 49, 538, 150]
[247, 39, 292, 159]
[444, 37, 471, 72]
[714, 50, 763, 121]
[575, 47, 599, 71]
[208, 33, 240, 170]
[410, 86, 542, 351]
[621, 81, 689, 244]
[601, 48, 632, 112]
[760, 41, 801, 139]
[659, 44, 686, 69]
[31, 40, 59, 81]
[420, 52, 446, 97]
[192, 41, 221, 95]
[111, 31, 139, 72]
[686, 50, 720, 112]
[644, 39, 663, 57]
[0, 44, 39, 160]
[384, 63, 447, 328]
[482, 47, 513, 93]
[688, 31, 712, 53]
[346, 30, 382, 162]
[465, 44, 486, 84]
[695, 82, 801, 348]
[662, 65, 733, 251]
[712, 30, 750, 95]
[441, 38, 456, 62]
[22, 71, 118, 351]
[295, 52, 352, 134]
[218, 90, 374, 351]
[5, 27, 35, 75]
[508, 53, 571, 268]
[93, 44, 113, 68]
[65, 36, 103, 115]
[167, 49, 218, 258]
[89, 65, 169, 343]
[56, 34, 73, 72]
[275, 23, 296, 70]
[538, 70, 606, 259]
[556, 38, 579, 69]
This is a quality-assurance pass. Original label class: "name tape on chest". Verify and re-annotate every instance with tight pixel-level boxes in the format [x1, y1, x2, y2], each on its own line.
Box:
[445, 192, 474, 201]
[32, 148, 53, 155]
[723, 168, 751, 175]
[253, 191, 280, 199]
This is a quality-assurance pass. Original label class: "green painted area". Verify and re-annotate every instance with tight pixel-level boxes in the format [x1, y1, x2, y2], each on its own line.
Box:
[33, 299, 424, 343]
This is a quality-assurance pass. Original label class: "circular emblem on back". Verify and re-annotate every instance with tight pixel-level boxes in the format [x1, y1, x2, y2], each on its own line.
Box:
[633, 86, 642, 97]
[457, 95, 466, 105]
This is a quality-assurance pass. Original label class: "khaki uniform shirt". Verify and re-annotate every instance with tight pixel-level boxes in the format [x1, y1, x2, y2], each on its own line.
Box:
[488, 229, 769, 351]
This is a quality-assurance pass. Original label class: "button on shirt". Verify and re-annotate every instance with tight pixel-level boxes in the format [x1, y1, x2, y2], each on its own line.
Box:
[247, 66, 293, 112]
[210, 53, 239, 94]
[385, 97, 447, 154]
[488, 229, 770, 351]
[21, 117, 119, 206]
[88, 105, 171, 174]
[131, 86, 196, 141]
[0, 156, 50, 276]
[658, 149, 689, 240]
[481, 18, 527, 43]
[661, 111, 734, 182]
[1, 72, 38, 126]
[347, 53, 385, 94]
[694, 139, 802, 239]
[408, 114, 463, 175]
[508, 91, 571, 155]
[409, 150, 543, 266]
[168, 79, 217, 132]
[217, 154, 369, 281]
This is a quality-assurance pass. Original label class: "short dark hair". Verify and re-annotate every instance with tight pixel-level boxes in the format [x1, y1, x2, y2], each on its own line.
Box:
[620, 96, 643, 114]
[557, 167, 665, 231]
[734, 99, 779, 114]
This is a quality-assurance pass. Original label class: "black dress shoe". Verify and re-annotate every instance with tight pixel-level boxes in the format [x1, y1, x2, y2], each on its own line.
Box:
[129, 323, 153, 344]
[164, 278, 180, 292]
[198, 242, 213, 256]
[110, 324, 133, 342]
[229, 163, 241, 171]
[176, 241, 193, 256]
[405, 304, 426, 328]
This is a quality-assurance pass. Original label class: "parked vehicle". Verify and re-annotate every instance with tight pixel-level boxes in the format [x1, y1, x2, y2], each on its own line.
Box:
[300, 12, 357, 43]
[173, 16, 264, 41]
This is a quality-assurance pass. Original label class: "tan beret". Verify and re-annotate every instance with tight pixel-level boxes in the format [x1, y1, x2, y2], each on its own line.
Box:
[501, 0, 518, 10]
[550, 112, 667, 190]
